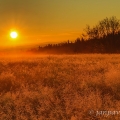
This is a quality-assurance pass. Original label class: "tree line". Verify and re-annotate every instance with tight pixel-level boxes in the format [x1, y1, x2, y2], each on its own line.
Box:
[36, 16, 120, 54]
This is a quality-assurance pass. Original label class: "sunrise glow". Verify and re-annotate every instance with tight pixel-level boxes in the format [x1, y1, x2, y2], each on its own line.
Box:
[10, 31, 18, 39]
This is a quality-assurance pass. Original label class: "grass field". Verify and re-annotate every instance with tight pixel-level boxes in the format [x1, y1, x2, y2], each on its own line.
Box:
[0, 54, 120, 120]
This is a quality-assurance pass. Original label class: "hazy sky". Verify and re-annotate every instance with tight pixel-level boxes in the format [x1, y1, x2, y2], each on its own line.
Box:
[0, 0, 120, 47]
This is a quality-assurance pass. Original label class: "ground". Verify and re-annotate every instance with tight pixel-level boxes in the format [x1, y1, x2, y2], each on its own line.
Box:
[0, 54, 120, 120]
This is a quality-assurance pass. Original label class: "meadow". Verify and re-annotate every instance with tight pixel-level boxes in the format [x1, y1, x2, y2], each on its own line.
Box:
[0, 54, 120, 120]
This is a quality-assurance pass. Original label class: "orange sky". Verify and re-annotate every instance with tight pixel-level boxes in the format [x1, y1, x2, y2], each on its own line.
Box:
[0, 0, 120, 48]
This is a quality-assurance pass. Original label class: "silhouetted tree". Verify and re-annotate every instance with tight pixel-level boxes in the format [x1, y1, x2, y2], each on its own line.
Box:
[84, 16, 120, 39]
[36, 16, 120, 54]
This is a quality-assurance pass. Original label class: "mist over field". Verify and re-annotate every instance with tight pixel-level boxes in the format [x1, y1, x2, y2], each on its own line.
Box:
[0, 54, 120, 120]
[0, 0, 120, 119]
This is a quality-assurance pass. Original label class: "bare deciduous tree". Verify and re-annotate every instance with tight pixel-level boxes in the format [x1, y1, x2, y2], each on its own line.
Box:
[84, 16, 120, 39]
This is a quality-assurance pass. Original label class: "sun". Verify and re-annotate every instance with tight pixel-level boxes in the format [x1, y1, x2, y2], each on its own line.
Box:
[10, 31, 18, 39]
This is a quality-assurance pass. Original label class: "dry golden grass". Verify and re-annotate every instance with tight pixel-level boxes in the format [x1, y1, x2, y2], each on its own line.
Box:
[0, 54, 120, 120]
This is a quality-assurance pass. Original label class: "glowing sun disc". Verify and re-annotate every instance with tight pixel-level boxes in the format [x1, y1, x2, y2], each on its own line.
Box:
[10, 31, 18, 38]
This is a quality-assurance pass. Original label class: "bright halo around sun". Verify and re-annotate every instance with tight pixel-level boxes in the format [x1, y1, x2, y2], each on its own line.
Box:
[10, 31, 18, 39]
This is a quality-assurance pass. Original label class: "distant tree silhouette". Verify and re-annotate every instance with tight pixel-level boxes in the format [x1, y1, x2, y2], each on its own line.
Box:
[36, 16, 120, 54]
[84, 16, 120, 40]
